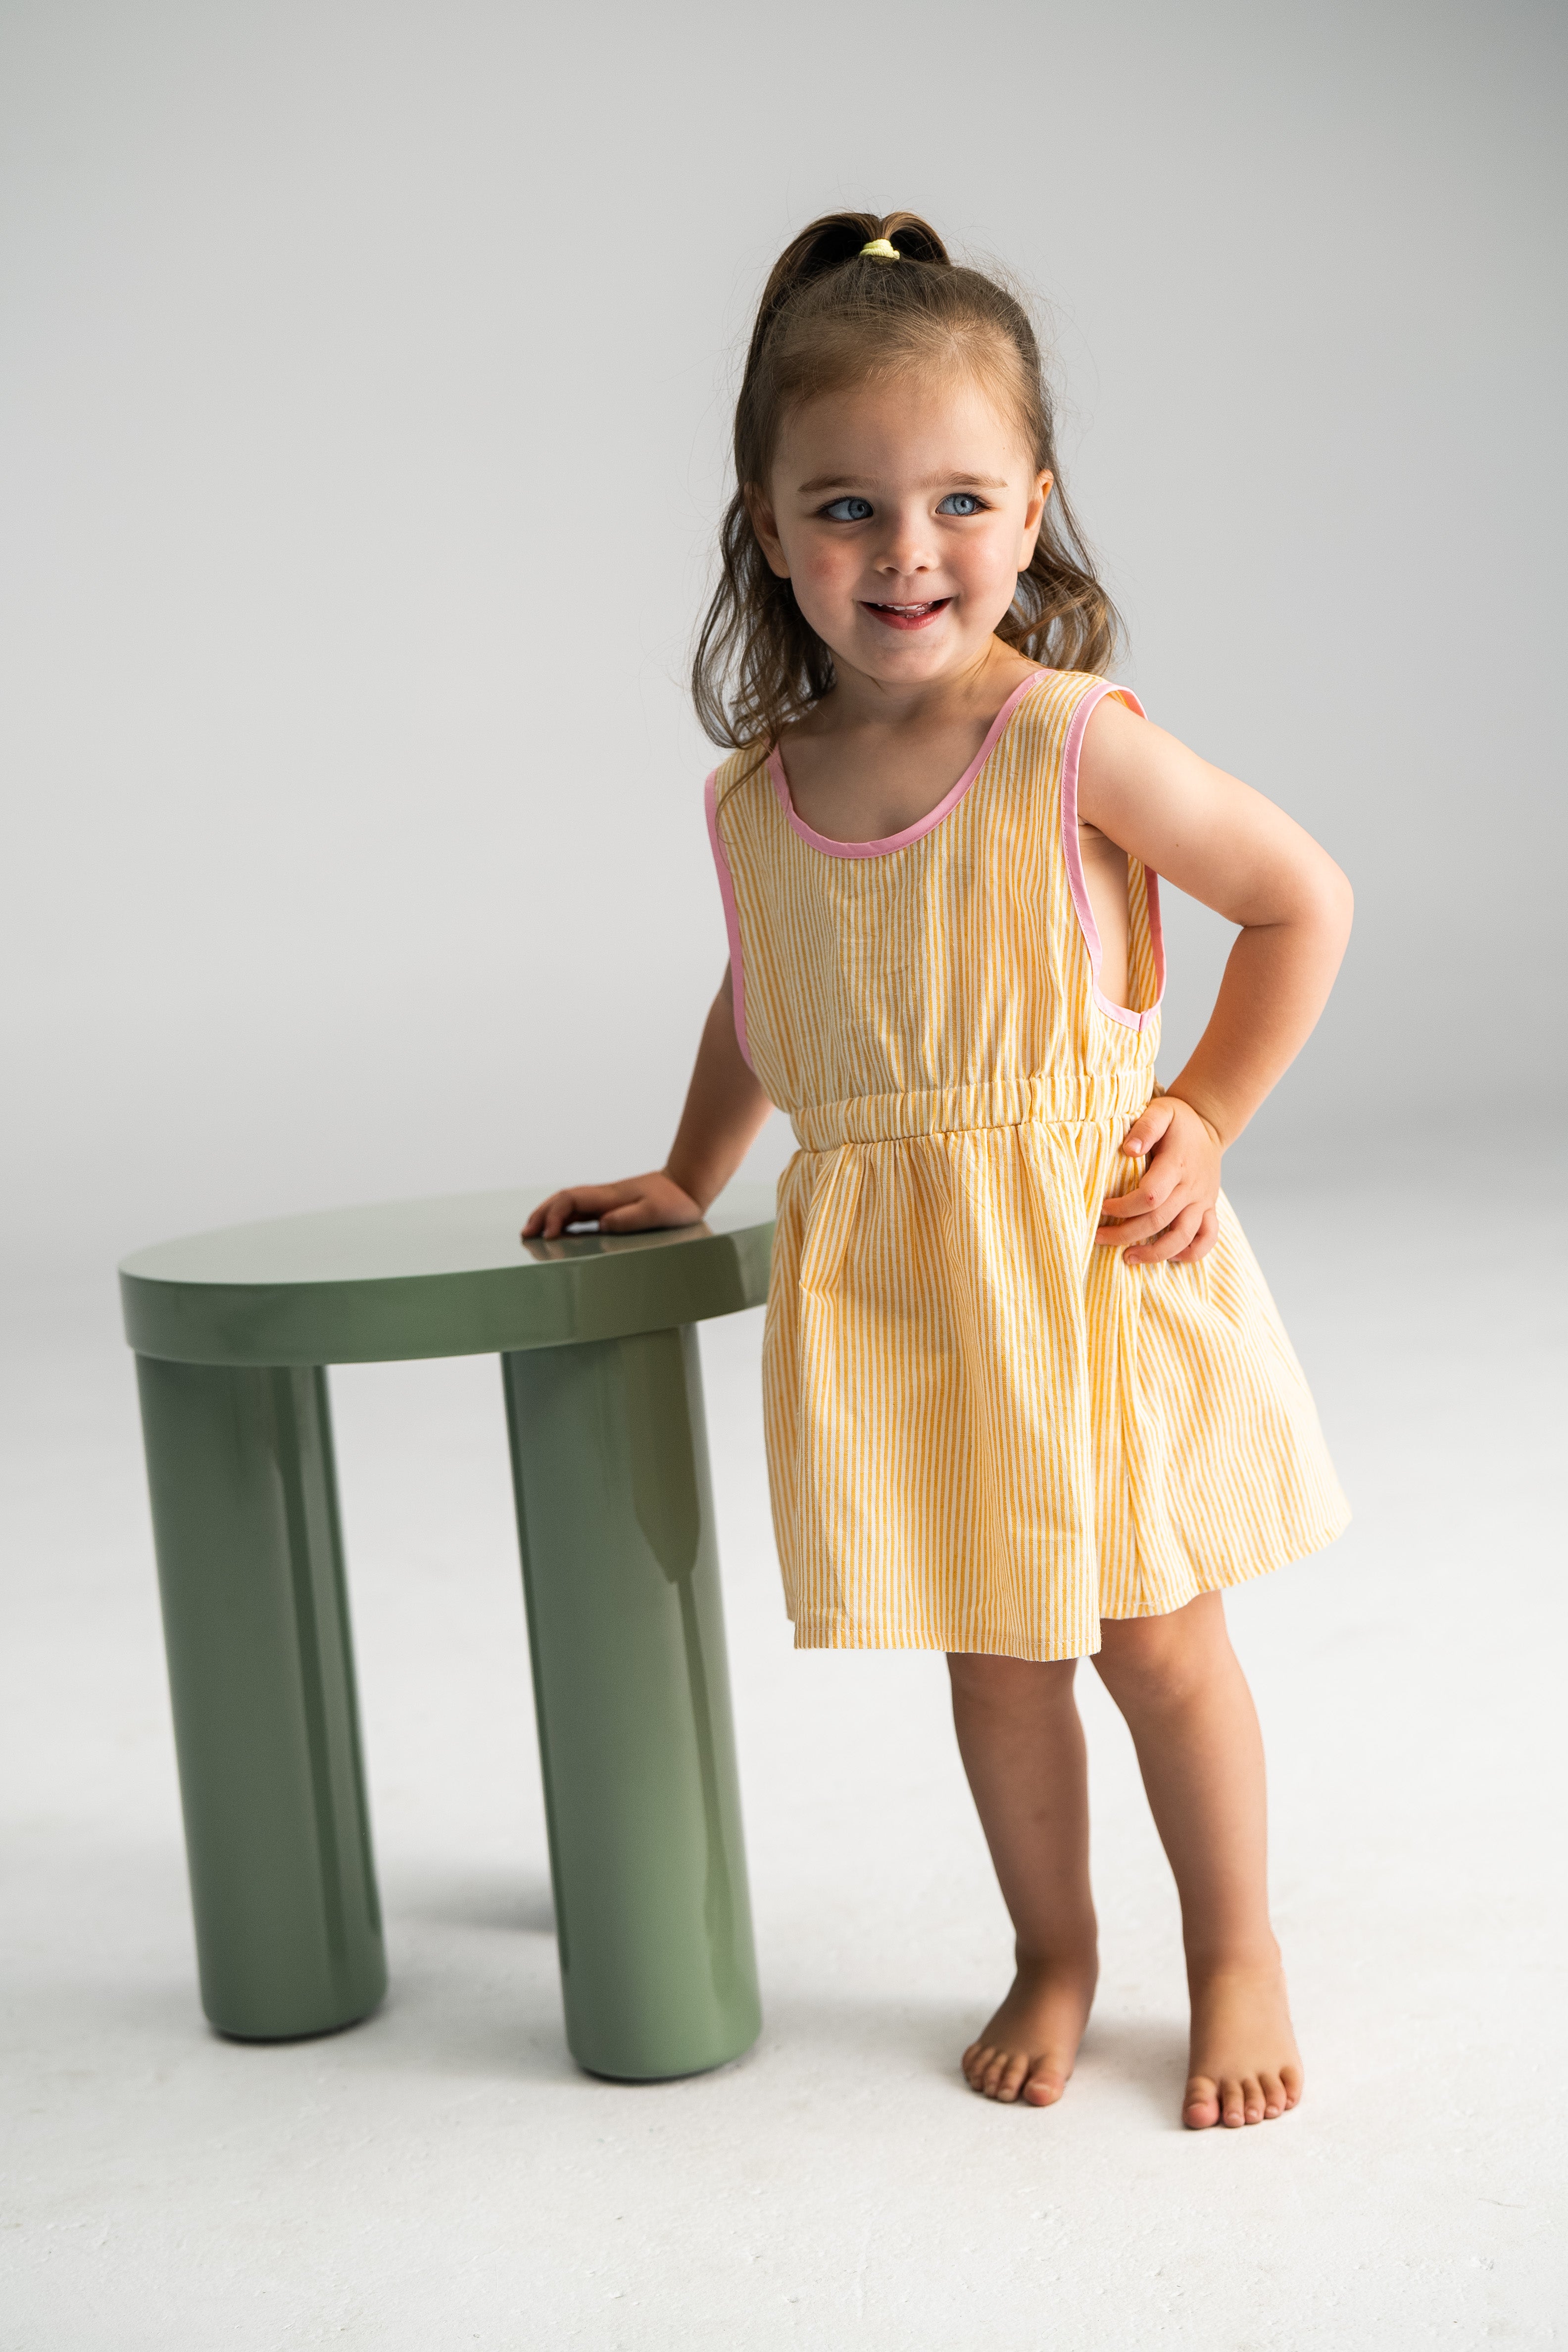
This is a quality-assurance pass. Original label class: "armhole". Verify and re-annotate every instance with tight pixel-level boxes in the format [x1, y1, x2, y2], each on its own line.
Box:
[1059, 682, 1165, 1032]
[704, 769, 754, 1071]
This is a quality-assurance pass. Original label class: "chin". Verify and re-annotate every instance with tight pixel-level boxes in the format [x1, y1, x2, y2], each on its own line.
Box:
[859, 628, 967, 667]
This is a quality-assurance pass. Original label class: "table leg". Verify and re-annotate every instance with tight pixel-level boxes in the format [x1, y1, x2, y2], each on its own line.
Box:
[502, 1324, 761, 2080]
[135, 1357, 387, 2039]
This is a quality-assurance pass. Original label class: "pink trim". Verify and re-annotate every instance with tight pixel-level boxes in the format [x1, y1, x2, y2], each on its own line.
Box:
[704, 768, 754, 1071]
[1060, 682, 1165, 1032]
[766, 668, 1050, 858]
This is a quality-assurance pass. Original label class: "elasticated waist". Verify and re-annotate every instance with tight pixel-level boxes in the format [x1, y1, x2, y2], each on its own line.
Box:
[790, 1072, 1153, 1153]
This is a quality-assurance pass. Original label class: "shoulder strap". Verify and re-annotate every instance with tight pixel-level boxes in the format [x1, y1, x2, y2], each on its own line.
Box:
[703, 764, 754, 1071]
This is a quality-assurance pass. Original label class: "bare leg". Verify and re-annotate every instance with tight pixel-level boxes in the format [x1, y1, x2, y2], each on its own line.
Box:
[947, 1654, 1100, 2107]
[1093, 1592, 1303, 2129]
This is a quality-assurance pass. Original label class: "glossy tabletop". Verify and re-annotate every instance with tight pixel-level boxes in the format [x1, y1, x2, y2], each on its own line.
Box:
[120, 1184, 775, 1367]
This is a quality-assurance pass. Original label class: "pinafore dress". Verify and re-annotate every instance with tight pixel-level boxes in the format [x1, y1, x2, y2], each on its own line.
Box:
[705, 667, 1349, 1661]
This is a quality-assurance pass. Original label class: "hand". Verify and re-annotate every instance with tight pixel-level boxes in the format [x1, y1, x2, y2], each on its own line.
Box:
[521, 1170, 705, 1241]
[1095, 1096, 1222, 1267]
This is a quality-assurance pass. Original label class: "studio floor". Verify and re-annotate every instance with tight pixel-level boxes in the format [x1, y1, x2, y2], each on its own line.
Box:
[3, 1162, 1564, 2350]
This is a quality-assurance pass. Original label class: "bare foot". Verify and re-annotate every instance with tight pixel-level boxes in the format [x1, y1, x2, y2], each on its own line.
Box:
[1183, 1959, 1304, 2129]
[962, 1952, 1099, 2107]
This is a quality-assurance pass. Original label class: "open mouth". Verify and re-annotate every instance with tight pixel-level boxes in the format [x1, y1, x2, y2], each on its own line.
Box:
[862, 598, 952, 632]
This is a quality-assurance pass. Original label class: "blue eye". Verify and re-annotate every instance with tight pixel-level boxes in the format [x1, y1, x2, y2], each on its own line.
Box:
[822, 496, 874, 522]
[936, 491, 985, 516]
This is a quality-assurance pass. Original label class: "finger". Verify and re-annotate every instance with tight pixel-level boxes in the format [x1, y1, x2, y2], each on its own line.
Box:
[1099, 1149, 1184, 1222]
[523, 1190, 592, 1238]
[1097, 1176, 1173, 1224]
[1098, 1178, 1173, 1225]
[1125, 1202, 1204, 1264]
[522, 1192, 574, 1239]
[1096, 1209, 1177, 1250]
[1118, 1097, 1175, 1160]
[556, 1187, 636, 1235]
[1128, 1214, 1203, 1270]
[1098, 1213, 1181, 1253]
[1168, 1208, 1220, 1266]
[531, 1185, 620, 1239]
[1096, 1183, 1196, 1246]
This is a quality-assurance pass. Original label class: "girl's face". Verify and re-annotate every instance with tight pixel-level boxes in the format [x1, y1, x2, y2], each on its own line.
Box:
[748, 369, 1051, 694]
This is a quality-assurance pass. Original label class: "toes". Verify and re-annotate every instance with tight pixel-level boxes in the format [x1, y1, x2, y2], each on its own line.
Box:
[1183, 2076, 1221, 2129]
[978, 2046, 1010, 2100]
[961, 2040, 992, 2092]
[993, 2054, 1029, 2105]
[1186, 2063, 1301, 2128]
[1022, 2062, 1066, 2107]
[982, 2054, 1013, 2101]
[964, 2043, 1068, 2108]
[963, 2041, 996, 2093]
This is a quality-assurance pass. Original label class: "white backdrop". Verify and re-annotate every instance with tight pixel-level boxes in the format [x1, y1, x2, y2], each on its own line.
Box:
[2, 0, 1563, 1272]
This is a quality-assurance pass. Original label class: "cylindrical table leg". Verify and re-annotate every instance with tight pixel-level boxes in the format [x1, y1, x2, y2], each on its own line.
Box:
[135, 1357, 387, 2039]
[502, 1325, 761, 2080]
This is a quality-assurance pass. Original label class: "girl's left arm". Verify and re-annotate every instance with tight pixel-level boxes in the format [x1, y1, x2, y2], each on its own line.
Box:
[1078, 696, 1354, 1267]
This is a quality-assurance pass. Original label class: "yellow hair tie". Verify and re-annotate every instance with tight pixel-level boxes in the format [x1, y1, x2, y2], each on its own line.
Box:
[859, 238, 901, 260]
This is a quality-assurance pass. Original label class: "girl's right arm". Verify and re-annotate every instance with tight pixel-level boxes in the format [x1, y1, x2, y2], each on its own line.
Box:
[521, 967, 772, 1239]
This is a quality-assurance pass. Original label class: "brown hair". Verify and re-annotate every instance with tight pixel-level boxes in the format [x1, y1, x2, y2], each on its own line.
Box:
[691, 210, 1121, 751]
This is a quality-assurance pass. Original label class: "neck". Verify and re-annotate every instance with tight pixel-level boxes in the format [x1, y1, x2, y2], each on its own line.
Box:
[812, 637, 1033, 735]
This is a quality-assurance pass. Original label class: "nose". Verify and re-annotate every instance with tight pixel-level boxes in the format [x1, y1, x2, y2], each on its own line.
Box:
[873, 505, 938, 582]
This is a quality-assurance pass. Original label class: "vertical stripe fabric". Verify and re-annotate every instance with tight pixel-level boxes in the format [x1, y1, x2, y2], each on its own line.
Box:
[708, 667, 1349, 1660]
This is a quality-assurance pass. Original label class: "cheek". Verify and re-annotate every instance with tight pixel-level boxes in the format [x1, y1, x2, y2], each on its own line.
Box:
[789, 539, 860, 610]
[957, 517, 1028, 586]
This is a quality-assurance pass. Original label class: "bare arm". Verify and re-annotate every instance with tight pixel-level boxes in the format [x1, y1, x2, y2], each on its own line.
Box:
[1078, 697, 1353, 1265]
[521, 968, 772, 1239]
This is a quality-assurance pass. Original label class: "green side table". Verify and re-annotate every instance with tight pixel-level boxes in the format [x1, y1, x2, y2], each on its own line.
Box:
[119, 1186, 773, 2079]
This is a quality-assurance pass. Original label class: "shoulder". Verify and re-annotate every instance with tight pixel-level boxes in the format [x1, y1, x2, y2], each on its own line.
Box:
[1054, 676, 1150, 784]
[1076, 683, 1157, 784]
[1074, 688, 1182, 838]
[1005, 667, 1139, 735]
[1073, 689, 1230, 860]
[1047, 670, 1146, 720]
[998, 670, 1145, 781]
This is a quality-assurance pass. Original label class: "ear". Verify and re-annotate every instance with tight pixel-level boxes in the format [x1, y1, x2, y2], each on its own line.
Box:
[743, 483, 791, 580]
[1018, 469, 1053, 568]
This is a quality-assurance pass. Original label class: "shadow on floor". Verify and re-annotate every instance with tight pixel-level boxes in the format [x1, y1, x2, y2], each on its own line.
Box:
[757, 1988, 1187, 2121]
[1072, 2014, 1191, 2124]
[387, 1865, 555, 1938]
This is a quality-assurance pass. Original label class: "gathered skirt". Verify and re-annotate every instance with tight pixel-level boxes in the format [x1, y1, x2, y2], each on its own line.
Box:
[761, 1111, 1350, 1662]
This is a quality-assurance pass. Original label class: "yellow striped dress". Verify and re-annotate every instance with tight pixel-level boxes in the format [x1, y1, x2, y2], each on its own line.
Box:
[705, 666, 1349, 1660]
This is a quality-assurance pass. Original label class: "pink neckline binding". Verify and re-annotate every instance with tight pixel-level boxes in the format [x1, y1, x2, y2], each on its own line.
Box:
[708, 670, 1166, 1071]
[766, 668, 1050, 858]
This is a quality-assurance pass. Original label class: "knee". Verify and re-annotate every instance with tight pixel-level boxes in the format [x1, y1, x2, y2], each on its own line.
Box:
[1094, 1600, 1225, 1710]
[948, 1652, 1078, 1715]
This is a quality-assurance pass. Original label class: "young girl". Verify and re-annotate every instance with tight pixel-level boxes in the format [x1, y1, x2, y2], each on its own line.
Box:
[525, 212, 1352, 2131]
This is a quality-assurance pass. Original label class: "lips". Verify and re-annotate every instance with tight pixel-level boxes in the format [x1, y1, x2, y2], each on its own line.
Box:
[862, 598, 952, 632]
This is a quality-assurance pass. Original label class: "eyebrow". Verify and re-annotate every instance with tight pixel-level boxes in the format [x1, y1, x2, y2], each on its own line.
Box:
[795, 472, 1010, 495]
